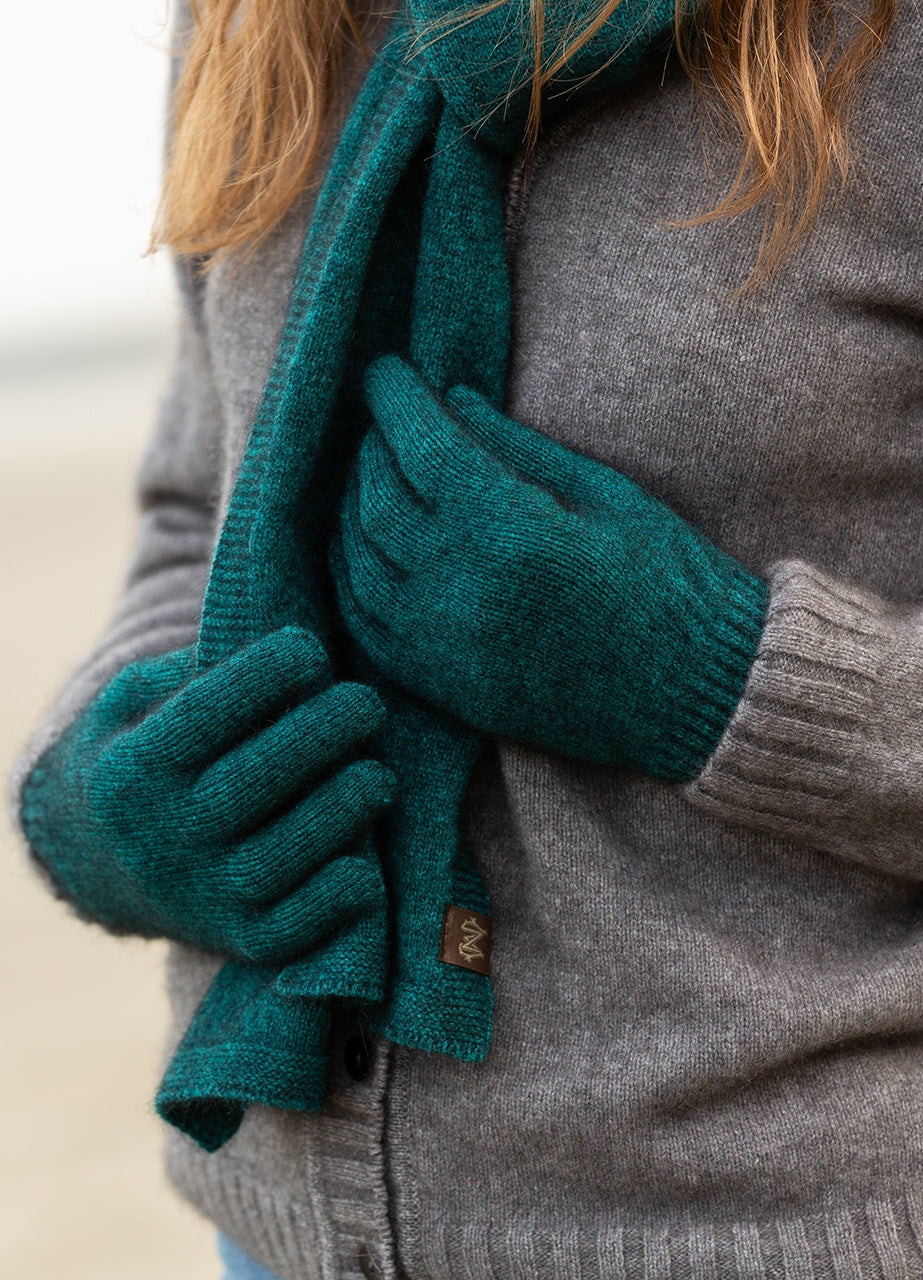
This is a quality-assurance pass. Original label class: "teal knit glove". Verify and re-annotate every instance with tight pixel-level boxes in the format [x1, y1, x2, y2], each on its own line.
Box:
[330, 356, 769, 781]
[20, 626, 396, 963]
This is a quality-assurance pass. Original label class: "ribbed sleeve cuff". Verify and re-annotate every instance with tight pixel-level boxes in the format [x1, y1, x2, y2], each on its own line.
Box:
[683, 559, 891, 845]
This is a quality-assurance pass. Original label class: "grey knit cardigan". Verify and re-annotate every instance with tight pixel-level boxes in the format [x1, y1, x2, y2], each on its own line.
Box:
[13, 2, 923, 1278]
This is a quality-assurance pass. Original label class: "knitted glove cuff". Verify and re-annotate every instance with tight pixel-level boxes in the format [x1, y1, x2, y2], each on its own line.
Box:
[650, 561, 770, 781]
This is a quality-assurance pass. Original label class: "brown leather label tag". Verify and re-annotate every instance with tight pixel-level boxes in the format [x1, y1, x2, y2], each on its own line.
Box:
[439, 907, 492, 976]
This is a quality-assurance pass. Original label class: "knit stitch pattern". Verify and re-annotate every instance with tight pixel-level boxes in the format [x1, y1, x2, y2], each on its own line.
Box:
[332, 355, 768, 778]
[19, 0, 767, 1150]
[17, 629, 397, 1143]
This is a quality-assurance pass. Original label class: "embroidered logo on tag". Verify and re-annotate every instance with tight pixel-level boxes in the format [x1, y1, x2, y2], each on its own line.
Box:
[439, 906, 492, 976]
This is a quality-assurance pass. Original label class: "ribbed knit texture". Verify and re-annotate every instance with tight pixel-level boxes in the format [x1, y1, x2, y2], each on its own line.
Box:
[137, 0, 763, 1147]
[375, 21, 923, 1275]
[165, 1009, 400, 1280]
[14, 0, 923, 1274]
[17, 0, 738, 1149]
[407, 1198, 923, 1280]
[685, 558, 923, 877]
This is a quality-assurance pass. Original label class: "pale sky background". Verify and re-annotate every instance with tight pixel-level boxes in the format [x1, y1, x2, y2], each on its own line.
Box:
[2, 0, 175, 356]
[1, 5, 219, 1275]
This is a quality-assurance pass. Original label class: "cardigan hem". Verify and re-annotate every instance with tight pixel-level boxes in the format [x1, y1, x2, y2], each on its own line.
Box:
[406, 1194, 923, 1279]
[167, 1128, 923, 1280]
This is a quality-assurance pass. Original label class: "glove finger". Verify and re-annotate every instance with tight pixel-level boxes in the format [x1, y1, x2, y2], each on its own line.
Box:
[237, 851, 387, 965]
[196, 682, 388, 832]
[329, 532, 399, 671]
[445, 383, 607, 512]
[132, 626, 332, 770]
[229, 758, 397, 904]
[275, 884, 387, 999]
[353, 426, 433, 570]
[364, 354, 501, 508]
[334, 462, 410, 620]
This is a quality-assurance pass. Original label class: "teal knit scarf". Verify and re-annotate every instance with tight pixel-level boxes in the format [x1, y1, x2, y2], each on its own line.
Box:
[156, 0, 686, 1150]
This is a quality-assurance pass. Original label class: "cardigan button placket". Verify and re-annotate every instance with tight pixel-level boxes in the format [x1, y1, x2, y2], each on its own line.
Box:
[357, 1246, 383, 1279]
[343, 1031, 374, 1082]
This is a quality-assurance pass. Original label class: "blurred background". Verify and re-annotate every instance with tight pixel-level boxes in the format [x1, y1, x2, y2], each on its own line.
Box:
[1, 2, 216, 1275]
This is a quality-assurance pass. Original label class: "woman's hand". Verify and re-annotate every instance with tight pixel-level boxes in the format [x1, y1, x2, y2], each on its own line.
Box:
[20, 627, 396, 963]
[330, 355, 768, 780]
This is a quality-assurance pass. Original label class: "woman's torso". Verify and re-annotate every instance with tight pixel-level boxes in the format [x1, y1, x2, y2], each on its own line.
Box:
[164, 5, 923, 1277]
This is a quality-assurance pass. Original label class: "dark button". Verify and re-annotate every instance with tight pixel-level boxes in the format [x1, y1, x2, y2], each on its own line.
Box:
[343, 1032, 373, 1082]
[357, 1246, 382, 1279]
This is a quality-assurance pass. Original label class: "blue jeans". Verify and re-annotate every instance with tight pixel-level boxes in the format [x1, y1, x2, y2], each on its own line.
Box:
[218, 1232, 283, 1280]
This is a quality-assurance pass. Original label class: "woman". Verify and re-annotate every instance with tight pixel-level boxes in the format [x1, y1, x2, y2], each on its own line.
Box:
[14, 0, 923, 1276]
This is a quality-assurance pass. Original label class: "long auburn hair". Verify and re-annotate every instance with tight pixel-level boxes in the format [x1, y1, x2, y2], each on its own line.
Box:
[154, 0, 894, 288]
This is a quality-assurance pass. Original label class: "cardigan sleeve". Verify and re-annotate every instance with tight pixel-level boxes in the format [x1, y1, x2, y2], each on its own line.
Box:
[683, 557, 923, 880]
[9, 252, 223, 845]
[10, 0, 221, 831]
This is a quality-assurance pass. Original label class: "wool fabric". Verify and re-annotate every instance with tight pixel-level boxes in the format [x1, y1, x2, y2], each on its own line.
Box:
[17, 628, 400, 1147]
[18, 0, 767, 1152]
[162, 0, 761, 1146]
[12, 0, 923, 1272]
[332, 354, 767, 775]
[20, 631, 394, 964]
